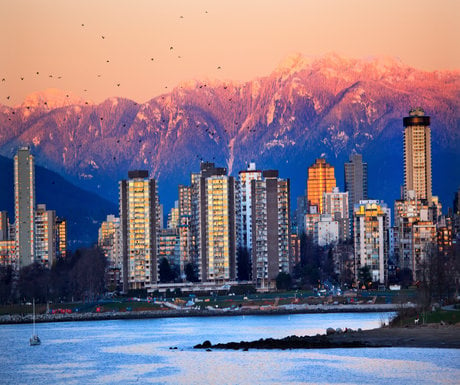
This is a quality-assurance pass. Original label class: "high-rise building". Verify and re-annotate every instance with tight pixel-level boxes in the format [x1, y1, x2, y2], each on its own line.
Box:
[98, 215, 122, 269]
[315, 214, 339, 246]
[344, 153, 368, 223]
[251, 170, 290, 288]
[454, 188, 460, 215]
[452, 188, 460, 238]
[323, 187, 350, 241]
[14, 147, 35, 269]
[237, 162, 262, 254]
[393, 193, 426, 271]
[204, 170, 236, 282]
[412, 221, 437, 281]
[0, 212, 14, 267]
[190, 162, 236, 282]
[307, 158, 336, 214]
[178, 185, 192, 277]
[98, 215, 122, 291]
[157, 228, 180, 271]
[304, 212, 321, 239]
[354, 200, 390, 284]
[403, 108, 432, 201]
[0, 211, 9, 241]
[290, 233, 301, 268]
[167, 203, 179, 229]
[294, 195, 307, 235]
[55, 218, 67, 259]
[34, 204, 56, 268]
[0, 240, 16, 267]
[119, 170, 160, 291]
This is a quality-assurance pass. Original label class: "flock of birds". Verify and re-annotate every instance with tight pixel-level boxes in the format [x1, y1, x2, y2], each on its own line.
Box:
[2, 11, 263, 168]
[2, 11, 220, 103]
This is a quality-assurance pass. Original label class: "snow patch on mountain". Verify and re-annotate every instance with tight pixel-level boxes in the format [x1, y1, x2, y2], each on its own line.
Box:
[274, 53, 312, 80]
[89, 160, 99, 169]
[21, 89, 86, 109]
[264, 138, 295, 150]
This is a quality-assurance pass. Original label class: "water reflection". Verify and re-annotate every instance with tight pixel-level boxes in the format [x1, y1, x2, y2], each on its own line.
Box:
[1, 313, 458, 385]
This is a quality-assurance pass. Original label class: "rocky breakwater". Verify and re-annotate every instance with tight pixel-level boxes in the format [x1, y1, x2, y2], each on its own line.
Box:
[194, 324, 460, 350]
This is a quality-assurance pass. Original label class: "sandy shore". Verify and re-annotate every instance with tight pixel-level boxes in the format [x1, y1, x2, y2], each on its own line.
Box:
[194, 324, 460, 350]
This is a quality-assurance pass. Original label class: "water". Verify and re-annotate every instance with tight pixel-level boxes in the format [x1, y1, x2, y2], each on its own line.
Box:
[1, 312, 459, 384]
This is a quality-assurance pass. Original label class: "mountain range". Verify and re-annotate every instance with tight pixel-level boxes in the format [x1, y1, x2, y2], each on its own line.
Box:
[0, 53, 459, 246]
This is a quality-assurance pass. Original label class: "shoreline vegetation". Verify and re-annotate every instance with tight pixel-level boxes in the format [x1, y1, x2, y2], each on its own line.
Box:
[0, 303, 400, 325]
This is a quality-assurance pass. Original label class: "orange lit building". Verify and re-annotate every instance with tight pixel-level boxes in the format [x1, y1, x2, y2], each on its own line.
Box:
[307, 158, 336, 214]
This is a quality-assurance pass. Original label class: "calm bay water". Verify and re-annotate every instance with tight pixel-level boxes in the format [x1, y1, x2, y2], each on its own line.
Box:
[1, 312, 459, 384]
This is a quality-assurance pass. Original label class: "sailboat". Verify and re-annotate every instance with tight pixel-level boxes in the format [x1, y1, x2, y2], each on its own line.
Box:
[29, 299, 41, 346]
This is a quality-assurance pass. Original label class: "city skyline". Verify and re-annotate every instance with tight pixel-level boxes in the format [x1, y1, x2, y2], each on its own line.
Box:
[1, 3, 459, 383]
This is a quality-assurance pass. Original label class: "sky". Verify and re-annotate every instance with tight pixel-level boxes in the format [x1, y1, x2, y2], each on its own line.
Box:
[1, 0, 459, 106]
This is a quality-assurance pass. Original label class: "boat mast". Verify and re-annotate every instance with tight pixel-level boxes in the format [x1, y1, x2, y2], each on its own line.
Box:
[32, 298, 36, 336]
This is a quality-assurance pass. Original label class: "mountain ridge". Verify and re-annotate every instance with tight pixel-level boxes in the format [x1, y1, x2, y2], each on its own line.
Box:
[0, 53, 459, 217]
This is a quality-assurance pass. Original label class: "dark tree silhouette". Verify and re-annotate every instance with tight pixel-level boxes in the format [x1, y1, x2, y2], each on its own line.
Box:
[69, 247, 107, 301]
[0, 265, 14, 304]
[276, 272, 292, 291]
[237, 247, 251, 281]
[159, 257, 175, 283]
[17, 262, 50, 303]
[357, 266, 372, 289]
[185, 262, 199, 282]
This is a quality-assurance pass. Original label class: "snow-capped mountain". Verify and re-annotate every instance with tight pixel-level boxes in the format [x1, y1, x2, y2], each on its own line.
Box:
[1, 53, 459, 215]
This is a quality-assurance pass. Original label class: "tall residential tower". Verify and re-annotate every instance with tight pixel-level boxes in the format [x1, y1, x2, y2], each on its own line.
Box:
[119, 170, 160, 291]
[344, 153, 368, 222]
[251, 170, 290, 288]
[403, 108, 432, 201]
[14, 147, 35, 268]
[307, 158, 336, 214]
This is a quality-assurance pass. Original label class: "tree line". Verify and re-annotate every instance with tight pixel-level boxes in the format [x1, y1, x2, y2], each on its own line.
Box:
[0, 247, 107, 304]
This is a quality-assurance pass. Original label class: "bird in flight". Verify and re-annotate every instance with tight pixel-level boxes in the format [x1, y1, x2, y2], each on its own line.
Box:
[217, 66, 221, 70]
[101, 36, 105, 39]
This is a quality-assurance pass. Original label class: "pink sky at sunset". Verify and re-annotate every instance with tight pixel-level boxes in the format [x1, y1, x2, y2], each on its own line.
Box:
[1, 0, 459, 106]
